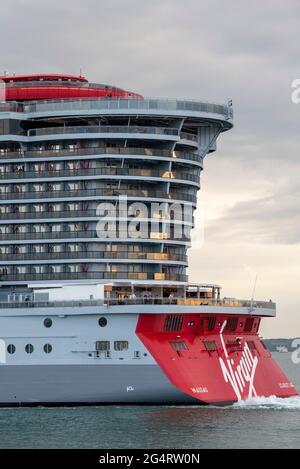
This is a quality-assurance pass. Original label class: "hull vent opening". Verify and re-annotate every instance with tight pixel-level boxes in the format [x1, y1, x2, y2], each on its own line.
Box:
[164, 315, 183, 332]
[247, 340, 257, 351]
[244, 318, 255, 332]
[204, 340, 218, 352]
[204, 316, 216, 331]
[225, 317, 238, 332]
[170, 340, 189, 351]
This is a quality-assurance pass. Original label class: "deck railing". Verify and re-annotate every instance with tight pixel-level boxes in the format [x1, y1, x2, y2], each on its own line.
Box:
[0, 147, 204, 164]
[23, 98, 233, 119]
[0, 167, 200, 183]
[0, 297, 275, 309]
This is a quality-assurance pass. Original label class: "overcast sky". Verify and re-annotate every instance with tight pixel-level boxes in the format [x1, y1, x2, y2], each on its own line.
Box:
[1, 0, 300, 337]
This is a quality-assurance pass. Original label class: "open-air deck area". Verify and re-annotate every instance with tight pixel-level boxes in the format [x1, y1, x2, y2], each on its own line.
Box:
[0, 283, 275, 310]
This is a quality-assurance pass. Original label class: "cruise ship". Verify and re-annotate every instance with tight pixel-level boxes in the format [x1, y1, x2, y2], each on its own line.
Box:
[0, 73, 297, 405]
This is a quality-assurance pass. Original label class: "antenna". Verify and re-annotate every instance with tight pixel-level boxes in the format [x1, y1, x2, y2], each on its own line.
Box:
[79, 68, 83, 77]
[250, 275, 258, 307]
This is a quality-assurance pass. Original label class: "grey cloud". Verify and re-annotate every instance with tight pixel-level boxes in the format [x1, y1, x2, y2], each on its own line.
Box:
[205, 184, 300, 244]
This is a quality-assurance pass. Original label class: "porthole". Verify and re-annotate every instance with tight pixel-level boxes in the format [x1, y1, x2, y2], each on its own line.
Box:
[43, 343, 52, 354]
[25, 344, 34, 354]
[98, 317, 107, 327]
[7, 344, 15, 354]
[43, 318, 52, 328]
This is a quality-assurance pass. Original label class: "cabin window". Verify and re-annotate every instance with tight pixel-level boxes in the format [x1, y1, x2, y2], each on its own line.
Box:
[114, 341, 129, 351]
[96, 341, 110, 351]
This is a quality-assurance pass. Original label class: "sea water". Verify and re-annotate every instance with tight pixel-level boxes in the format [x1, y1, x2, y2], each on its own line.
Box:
[0, 353, 299, 449]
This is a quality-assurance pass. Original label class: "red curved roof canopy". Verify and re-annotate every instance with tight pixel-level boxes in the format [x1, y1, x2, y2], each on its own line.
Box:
[0, 74, 143, 101]
[0, 74, 88, 83]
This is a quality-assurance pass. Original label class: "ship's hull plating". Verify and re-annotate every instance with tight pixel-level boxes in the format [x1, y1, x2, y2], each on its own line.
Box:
[136, 313, 298, 404]
[0, 364, 199, 406]
[0, 311, 297, 406]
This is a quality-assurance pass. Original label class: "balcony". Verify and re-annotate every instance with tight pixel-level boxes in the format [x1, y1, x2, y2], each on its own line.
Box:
[0, 167, 200, 184]
[0, 271, 188, 283]
[0, 251, 188, 263]
[0, 208, 194, 223]
[0, 146, 203, 165]
[27, 125, 180, 138]
[0, 188, 197, 203]
[0, 229, 191, 242]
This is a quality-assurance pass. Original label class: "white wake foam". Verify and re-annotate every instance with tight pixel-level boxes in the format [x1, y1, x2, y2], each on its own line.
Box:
[232, 395, 300, 410]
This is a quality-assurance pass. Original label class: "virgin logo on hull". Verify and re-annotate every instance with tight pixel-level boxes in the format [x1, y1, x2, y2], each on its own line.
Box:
[219, 322, 258, 400]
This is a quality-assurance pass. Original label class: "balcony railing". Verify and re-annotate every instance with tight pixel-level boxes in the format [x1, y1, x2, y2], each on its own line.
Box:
[0, 251, 188, 262]
[180, 132, 198, 142]
[0, 146, 203, 164]
[0, 188, 197, 203]
[0, 272, 188, 283]
[0, 230, 190, 242]
[0, 167, 200, 183]
[0, 208, 193, 222]
[27, 125, 180, 138]
[0, 296, 275, 310]
[24, 97, 233, 120]
[0, 102, 24, 113]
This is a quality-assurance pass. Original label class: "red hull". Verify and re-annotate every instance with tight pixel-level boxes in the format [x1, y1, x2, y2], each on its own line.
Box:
[136, 313, 298, 404]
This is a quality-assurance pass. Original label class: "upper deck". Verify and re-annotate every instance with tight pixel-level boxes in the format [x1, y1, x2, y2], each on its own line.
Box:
[0, 283, 276, 317]
[0, 97, 233, 129]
